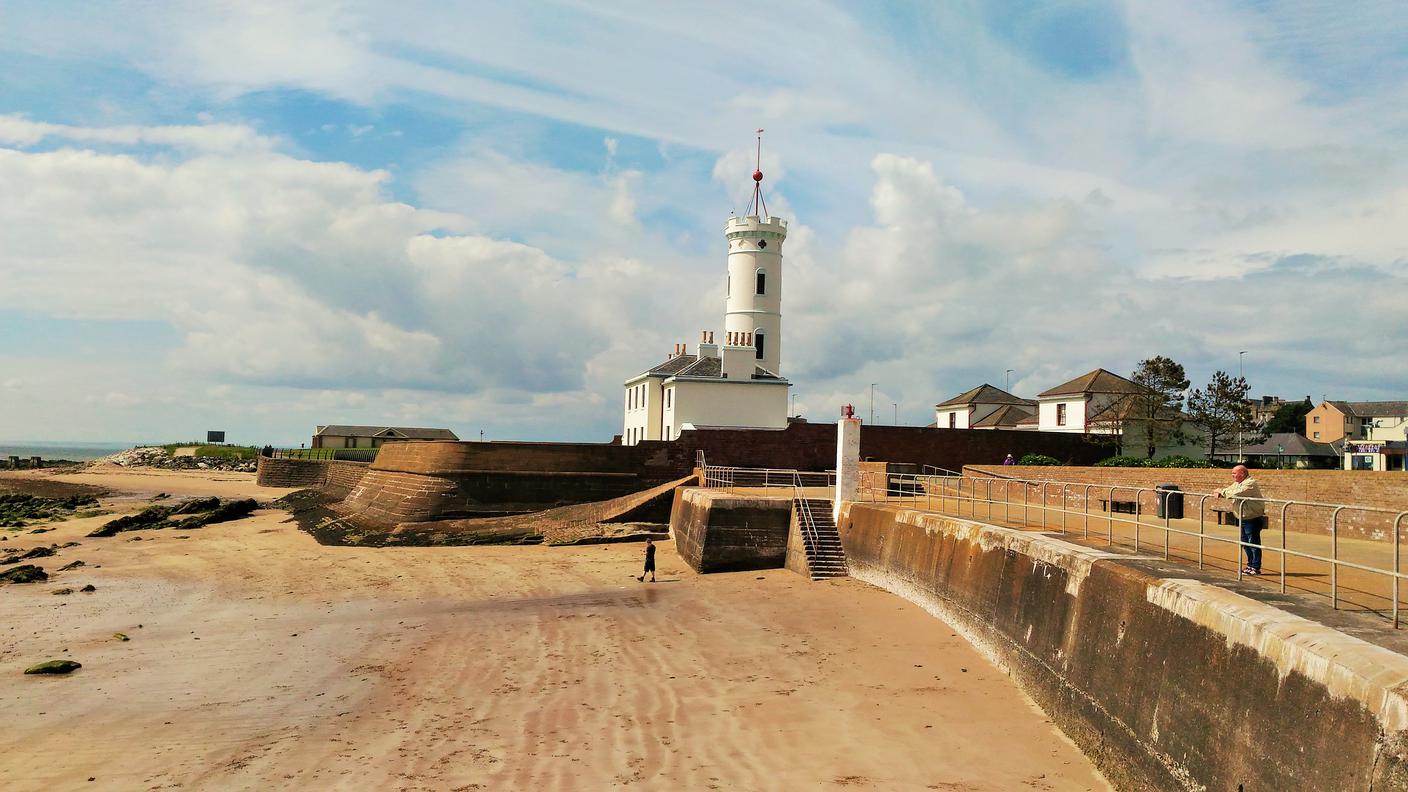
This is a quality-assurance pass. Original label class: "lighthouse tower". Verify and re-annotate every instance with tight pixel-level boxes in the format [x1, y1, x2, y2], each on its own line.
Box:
[724, 131, 787, 375]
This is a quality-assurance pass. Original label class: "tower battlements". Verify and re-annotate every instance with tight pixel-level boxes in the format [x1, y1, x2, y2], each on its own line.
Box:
[725, 215, 788, 232]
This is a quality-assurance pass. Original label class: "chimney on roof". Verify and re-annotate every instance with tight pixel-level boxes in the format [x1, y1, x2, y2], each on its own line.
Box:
[699, 330, 719, 360]
[721, 329, 754, 380]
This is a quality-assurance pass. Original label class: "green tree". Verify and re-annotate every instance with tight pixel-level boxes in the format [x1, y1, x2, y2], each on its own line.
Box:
[1264, 397, 1314, 436]
[1187, 370, 1255, 458]
[1130, 356, 1190, 458]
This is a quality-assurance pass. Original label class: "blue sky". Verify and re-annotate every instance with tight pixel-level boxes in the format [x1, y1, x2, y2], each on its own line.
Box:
[1, 1, 1406, 445]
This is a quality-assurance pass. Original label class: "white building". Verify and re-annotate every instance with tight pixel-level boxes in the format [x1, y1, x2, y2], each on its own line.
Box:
[1337, 400, 1408, 471]
[621, 157, 790, 445]
[1035, 368, 1147, 434]
[934, 384, 1036, 430]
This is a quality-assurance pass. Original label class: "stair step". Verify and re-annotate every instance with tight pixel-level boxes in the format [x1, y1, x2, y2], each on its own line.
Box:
[794, 497, 848, 581]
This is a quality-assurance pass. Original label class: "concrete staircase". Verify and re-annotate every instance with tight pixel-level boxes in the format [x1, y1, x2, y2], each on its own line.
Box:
[794, 498, 848, 580]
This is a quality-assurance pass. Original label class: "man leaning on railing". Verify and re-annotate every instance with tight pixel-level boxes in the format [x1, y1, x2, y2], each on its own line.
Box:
[1216, 465, 1266, 576]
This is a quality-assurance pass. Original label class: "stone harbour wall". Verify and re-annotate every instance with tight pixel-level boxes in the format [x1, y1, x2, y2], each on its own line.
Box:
[838, 502, 1408, 792]
[669, 488, 793, 573]
[255, 457, 370, 490]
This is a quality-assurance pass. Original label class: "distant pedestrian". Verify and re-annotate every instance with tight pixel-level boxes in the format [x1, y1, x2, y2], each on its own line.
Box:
[637, 538, 657, 583]
[261, 445, 273, 458]
[1003, 453, 1016, 466]
[1217, 465, 1266, 575]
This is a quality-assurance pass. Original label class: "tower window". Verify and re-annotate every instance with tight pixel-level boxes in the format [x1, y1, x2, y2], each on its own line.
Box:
[754, 331, 765, 360]
[758, 239, 767, 249]
[756, 270, 766, 295]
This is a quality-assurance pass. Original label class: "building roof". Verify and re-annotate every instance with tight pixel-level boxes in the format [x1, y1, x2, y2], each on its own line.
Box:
[970, 403, 1037, 428]
[646, 354, 698, 376]
[752, 364, 784, 381]
[1329, 400, 1408, 418]
[1038, 368, 1149, 398]
[314, 425, 458, 440]
[676, 356, 721, 378]
[1237, 433, 1340, 457]
[936, 384, 1034, 409]
[630, 351, 788, 385]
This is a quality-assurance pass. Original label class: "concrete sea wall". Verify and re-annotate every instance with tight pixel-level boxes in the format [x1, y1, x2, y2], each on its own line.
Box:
[839, 502, 1408, 791]
[670, 488, 793, 573]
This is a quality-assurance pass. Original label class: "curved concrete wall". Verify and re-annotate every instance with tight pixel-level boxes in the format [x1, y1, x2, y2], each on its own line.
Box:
[839, 502, 1408, 792]
[255, 457, 369, 491]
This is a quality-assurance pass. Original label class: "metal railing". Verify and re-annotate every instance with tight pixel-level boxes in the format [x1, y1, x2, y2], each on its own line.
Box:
[856, 470, 1408, 628]
[698, 462, 837, 572]
[699, 464, 835, 491]
[267, 447, 379, 462]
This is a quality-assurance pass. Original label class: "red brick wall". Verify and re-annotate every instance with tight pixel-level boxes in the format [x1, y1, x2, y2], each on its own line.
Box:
[965, 465, 1408, 541]
[677, 423, 1106, 473]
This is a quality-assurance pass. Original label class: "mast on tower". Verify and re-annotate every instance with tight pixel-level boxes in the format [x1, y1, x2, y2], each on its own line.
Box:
[745, 128, 768, 219]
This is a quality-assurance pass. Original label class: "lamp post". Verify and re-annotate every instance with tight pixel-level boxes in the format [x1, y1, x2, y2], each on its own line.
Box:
[870, 383, 876, 424]
[893, 402, 898, 425]
[1006, 369, 1014, 391]
[1238, 351, 1247, 461]
[790, 393, 798, 417]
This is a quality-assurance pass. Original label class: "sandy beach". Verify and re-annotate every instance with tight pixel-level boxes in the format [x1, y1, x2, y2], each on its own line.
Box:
[1, 466, 1109, 791]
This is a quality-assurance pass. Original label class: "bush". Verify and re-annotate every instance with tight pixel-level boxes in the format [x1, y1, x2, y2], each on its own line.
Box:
[1018, 454, 1061, 466]
[1095, 456, 1149, 467]
[1148, 455, 1218, 469]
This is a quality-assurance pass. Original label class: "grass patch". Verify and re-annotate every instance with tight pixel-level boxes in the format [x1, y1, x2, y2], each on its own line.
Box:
[149, 443, 260, 460]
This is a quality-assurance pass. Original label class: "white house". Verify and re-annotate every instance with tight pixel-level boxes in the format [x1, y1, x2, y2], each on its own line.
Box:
[934, 384, 1036, 430]
[621, 157, 790, 445]
[1035, 368, 1148, 434]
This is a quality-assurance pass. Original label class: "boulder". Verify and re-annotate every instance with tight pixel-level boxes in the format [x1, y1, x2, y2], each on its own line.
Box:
[170, 497, 220, 515]
[24, 660, 81, 675]
[58, 560, 85, 571]
[170, 498, 259, 529]
[89, 505, 172, 537]
[1, 565, 48, 584]
[1, 546, 57, 565]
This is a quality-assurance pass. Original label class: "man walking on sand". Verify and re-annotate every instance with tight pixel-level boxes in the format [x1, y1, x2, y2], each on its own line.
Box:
[1217, 465, 1266, 575]
[637, 538, 657, 583]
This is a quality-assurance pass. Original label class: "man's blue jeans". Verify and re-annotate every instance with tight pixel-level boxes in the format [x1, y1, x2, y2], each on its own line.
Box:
[1240, 516, 1267, 571]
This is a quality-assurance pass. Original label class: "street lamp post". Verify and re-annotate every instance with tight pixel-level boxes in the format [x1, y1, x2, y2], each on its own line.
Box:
[790, 393, 798, 417]
[1006, 369, 1014, 391]
[1238, 351, 1247, 461]
[893, 402, 898, 425]
[870, 383, 876, 424]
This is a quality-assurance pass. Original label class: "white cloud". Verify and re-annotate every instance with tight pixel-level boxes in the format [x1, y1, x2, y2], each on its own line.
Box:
[0, 114, 279, 152]
[0, 126, 646, 399]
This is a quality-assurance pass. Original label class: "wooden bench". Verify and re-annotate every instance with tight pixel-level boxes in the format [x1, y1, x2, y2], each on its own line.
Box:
[1098, 499, 1139, 515]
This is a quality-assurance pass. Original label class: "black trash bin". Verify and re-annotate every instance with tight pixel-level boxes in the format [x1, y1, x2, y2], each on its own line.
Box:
[1156, 484, 1183, 520]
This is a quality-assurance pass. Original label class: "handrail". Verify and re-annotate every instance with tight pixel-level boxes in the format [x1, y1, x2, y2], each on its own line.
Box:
[853, 469, 1408, 626]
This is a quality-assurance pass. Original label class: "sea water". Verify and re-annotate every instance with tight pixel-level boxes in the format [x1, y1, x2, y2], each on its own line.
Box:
[0, 441, 130, 462]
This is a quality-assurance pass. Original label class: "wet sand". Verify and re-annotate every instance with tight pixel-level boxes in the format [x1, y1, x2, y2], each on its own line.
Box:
[1, 467, 1109, 791]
